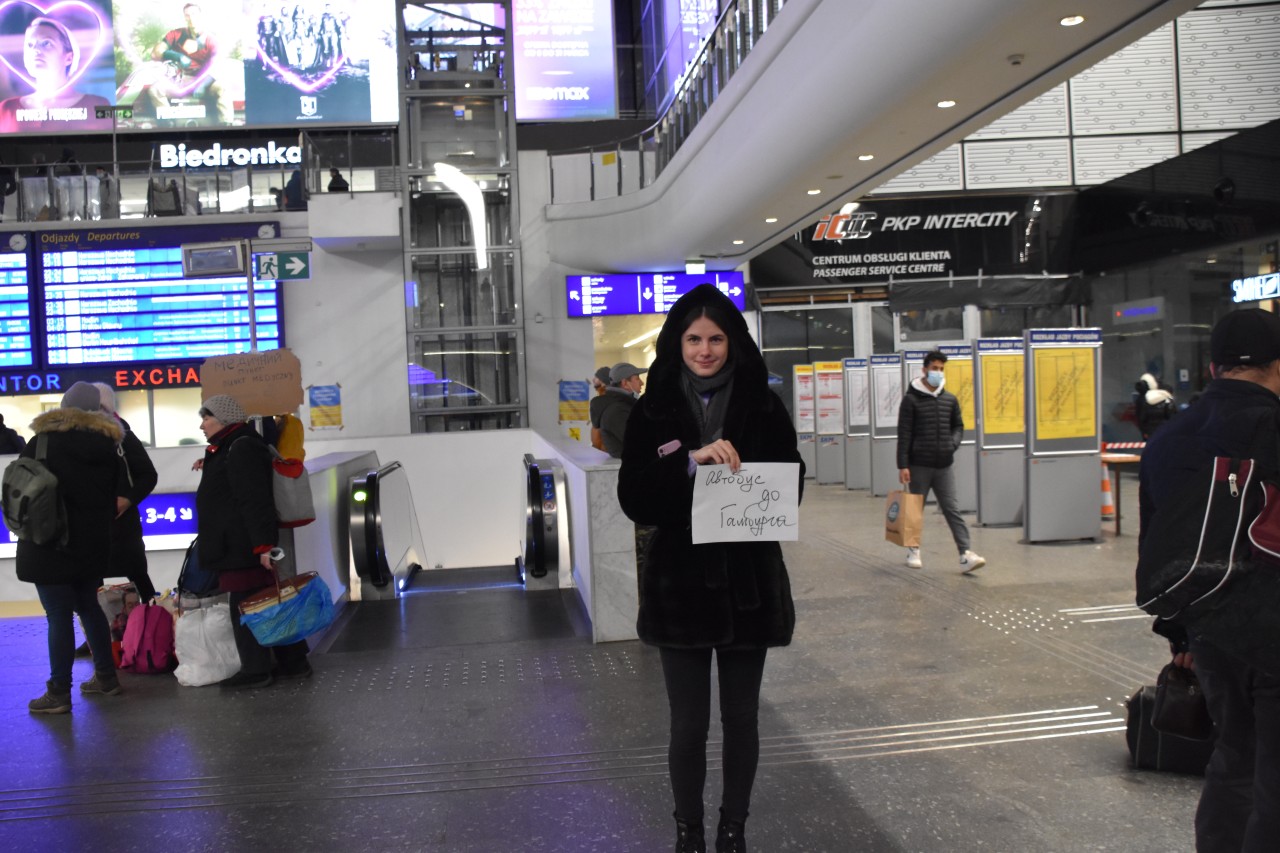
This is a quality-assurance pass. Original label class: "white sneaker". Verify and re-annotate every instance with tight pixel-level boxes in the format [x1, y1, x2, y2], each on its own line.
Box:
[906, 547, 922, 569]
[960, 550, 986, 573]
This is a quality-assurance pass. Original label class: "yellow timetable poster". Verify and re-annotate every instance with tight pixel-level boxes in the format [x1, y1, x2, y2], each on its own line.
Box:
[1033, 347, 1097, 440]
[981, 354, 1025, 434]
[948, 359, 974, 432]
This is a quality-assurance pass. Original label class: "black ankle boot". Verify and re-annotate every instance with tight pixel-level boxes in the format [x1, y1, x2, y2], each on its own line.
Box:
[715, 809, 747, 853]
[674, 812, 706, 853]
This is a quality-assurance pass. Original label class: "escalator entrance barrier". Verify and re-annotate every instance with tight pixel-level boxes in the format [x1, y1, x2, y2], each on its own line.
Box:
[518, 454, 569, 590]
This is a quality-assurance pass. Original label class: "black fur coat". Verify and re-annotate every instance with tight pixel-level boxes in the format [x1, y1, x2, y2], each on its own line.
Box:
[617, 285, 804, 649]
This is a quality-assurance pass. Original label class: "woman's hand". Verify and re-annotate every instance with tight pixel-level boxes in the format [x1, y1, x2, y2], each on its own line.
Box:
[191, 458, 204, 471]
[690, 439, 740, 472]
[259, 552, 274, 570]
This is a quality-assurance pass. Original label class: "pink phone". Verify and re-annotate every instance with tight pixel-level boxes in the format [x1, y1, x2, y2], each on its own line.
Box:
[657, 439, 681, 458]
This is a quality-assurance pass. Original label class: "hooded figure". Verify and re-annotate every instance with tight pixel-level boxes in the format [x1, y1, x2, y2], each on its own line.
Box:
[1135, 372, 1176, 440]
[616, 284, 804, 852]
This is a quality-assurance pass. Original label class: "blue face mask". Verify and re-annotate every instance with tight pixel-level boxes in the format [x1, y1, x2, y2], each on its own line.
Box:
[927, 370, 945, 388]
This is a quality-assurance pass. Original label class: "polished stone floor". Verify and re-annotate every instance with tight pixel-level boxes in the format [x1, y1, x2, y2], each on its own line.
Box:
[0, 472, 1201, 852]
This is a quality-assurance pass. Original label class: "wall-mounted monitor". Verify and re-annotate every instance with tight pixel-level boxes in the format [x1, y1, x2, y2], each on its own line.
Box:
[0, 242, 33, 369]
[182, 242, 246, 277]
[0, 0, 399, 136]
[566, 271, 746, 317]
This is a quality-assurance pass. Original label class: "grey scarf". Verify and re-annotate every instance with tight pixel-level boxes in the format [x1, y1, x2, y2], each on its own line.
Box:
[681, 364, 735, 446]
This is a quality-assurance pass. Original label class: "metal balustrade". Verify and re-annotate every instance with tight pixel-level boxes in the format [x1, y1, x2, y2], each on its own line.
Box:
[548, 0, 790, 204]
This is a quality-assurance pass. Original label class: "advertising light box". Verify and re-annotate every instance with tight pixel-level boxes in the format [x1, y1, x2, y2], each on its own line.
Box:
[0, 0, 399, 136]
[566, 272, 745, 317]
[513, 0, 616, 120]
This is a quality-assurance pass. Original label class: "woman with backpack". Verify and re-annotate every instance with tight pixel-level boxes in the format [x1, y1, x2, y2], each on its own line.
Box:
[19, 382, 125, 714]
[195, 395, 310, 688]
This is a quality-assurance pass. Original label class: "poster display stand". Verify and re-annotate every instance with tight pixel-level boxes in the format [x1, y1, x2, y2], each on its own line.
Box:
[973, 338, 1026, 526]
[793, 364, 816, 479]
[843, 357, 870, 490]
[869, 353, 904, 496]
[814, 361, 846, 484]
[1023, 329, 1103, 543]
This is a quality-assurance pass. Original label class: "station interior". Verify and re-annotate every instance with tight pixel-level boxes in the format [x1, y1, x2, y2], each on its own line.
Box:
[0, 0, 1277, 850]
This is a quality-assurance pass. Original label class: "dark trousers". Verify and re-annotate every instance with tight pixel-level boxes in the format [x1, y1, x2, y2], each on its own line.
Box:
[227, 588, 309, 676]
[36, 580, 115, 688]
[659, 646, 768, 824]
[1192, 639, 1280, 852]
[907, 464, 970, 553]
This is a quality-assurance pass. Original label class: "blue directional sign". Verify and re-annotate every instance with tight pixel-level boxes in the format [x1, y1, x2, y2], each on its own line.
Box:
[566, 272, 746, 317]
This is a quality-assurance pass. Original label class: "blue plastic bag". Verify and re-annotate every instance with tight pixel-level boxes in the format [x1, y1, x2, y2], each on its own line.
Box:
[240, 573, 335, 647]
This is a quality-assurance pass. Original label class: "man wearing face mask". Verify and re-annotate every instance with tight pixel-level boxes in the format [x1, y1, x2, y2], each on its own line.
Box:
[896, 350, 985, 573]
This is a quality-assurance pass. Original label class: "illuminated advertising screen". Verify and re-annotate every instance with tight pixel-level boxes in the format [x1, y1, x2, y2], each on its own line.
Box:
[566, 271, 745, 317]
[0, 0, 398, 136]
[513, 0, 615, 121]
[663, 0, 720, 97]
[38, 223, 281, 366]
[0, 247, 33, 368]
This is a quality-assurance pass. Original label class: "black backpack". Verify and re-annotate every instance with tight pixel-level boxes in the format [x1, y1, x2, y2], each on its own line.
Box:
[1, 434, 68, 547]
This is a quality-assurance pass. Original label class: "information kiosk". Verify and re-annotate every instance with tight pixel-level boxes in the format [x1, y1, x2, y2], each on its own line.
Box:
[814, 361, 845, 484]
[793, 364, 816, 479]
[869, 353, 904, 496]
[843, 357, 870, 490]
[1024, 329, 1103, 543]
[973, 337, 1026, 525]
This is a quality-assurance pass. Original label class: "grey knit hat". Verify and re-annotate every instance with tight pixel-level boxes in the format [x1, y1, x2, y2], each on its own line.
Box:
[200, 394, 247, 425]
[61, 381, 102, 412]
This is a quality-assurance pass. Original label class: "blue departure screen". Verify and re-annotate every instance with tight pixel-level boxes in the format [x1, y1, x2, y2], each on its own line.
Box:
[42, 247, 280, 366]
[565, 272, 746, 317]
[0, 252, 34, 369]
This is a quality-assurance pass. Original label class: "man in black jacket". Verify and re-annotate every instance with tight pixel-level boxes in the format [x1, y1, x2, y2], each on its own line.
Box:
[896, 350, 985, 573]
[1138, 308, 1280, 852]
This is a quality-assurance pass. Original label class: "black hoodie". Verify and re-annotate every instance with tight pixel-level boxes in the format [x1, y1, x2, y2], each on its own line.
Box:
[617, 285, 803, 649]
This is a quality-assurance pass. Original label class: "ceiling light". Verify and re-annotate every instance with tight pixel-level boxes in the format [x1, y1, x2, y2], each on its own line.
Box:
[765, 217, 778, 223]
[807, 189, 821, 195]
[1060, 15, 1084, 27]
[858, 154, 874, 161]
[732, 240, 744, 245]
[937, 100, 956, 109]
[623, 327, 661, 348]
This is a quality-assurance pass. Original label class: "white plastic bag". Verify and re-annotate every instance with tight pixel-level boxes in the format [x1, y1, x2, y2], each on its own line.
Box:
[174, 603, 241, 687]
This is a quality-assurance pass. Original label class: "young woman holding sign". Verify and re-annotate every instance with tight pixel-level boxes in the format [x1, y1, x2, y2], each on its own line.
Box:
[617, 284, 804, 853]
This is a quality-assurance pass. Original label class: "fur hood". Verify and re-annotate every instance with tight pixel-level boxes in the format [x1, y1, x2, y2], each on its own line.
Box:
[641, 283, 769, 415]
[30, 407, 124, 442]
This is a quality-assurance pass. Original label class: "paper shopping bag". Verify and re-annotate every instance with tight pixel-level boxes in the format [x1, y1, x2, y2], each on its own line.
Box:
[884, 490, 925, 547]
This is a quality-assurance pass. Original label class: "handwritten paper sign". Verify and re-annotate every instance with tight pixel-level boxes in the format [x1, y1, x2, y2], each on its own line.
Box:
[200, 349, 304, 416]
[691, 462, 801, 544]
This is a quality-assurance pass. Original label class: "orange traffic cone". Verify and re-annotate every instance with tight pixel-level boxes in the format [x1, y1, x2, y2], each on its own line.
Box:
[1101, 463, 1116, 523]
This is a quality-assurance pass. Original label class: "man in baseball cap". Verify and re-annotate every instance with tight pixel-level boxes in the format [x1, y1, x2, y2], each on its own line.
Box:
[598, 363, 648, 457]
[1139, 306, 1280, 851]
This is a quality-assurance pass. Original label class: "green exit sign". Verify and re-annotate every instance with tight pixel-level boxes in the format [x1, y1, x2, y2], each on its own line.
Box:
[95, 105, 133, 120]
[256, 252, 311, 280]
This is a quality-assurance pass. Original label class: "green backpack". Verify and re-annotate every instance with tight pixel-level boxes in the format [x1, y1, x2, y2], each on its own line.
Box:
[2, 434, 68, 547]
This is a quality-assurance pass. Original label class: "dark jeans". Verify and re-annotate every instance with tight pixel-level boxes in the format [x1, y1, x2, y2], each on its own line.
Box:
[227, 588, 309, 676]
[907, 464, 970, 553]
[1192, 639, 1280, 852]
[36, 580, 115, 689]
[659, 646, 768, 824]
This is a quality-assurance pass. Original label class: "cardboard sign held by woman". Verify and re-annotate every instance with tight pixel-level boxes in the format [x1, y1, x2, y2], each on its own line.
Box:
[885, 490, 924, 547]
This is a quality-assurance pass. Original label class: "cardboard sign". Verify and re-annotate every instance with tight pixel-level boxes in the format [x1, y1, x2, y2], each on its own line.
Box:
[200, 349, 304, 416]
[691, 462, 801, 544]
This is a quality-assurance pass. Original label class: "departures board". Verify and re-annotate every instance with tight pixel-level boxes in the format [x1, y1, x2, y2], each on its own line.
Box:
[41, 246, 279, 366]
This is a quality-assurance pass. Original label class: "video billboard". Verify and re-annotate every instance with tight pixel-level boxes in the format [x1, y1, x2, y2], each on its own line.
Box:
[0, 0, 398, 136]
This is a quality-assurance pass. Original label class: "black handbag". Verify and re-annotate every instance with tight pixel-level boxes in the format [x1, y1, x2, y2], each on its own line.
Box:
[1151, 663, 1213, 741]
